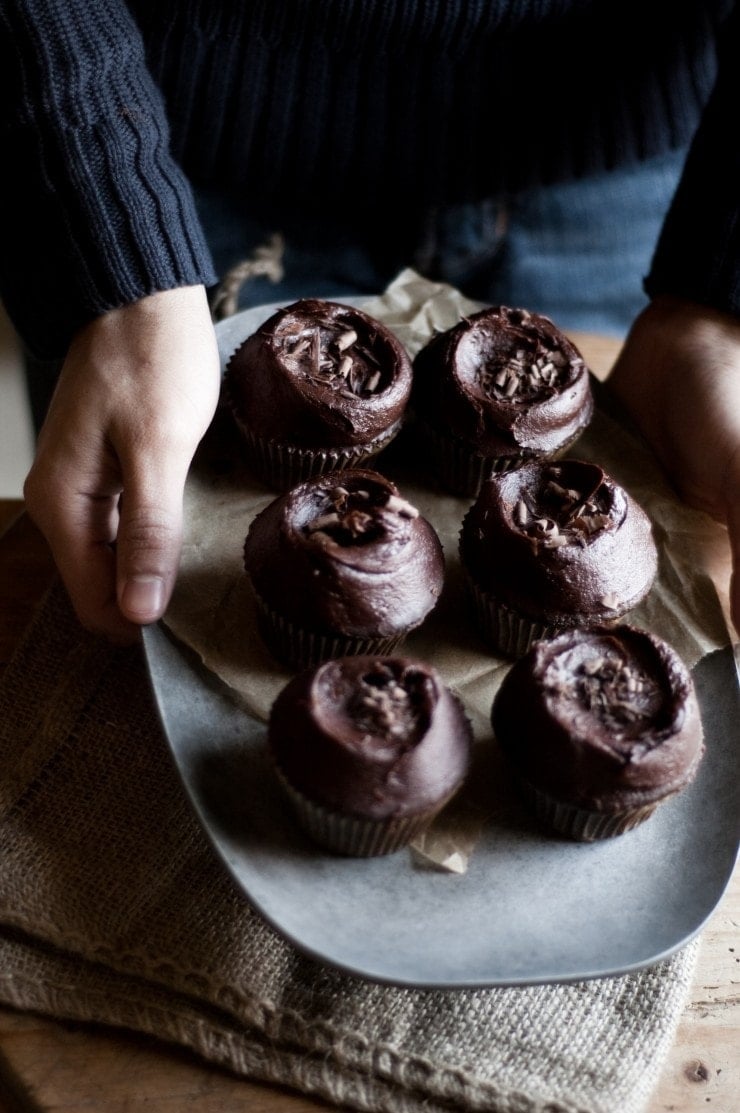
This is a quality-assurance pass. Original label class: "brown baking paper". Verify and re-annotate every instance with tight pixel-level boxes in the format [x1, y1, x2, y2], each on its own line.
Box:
[163, 269, 731, 870]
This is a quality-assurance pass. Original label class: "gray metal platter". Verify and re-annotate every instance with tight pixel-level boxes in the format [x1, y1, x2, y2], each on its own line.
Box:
[141, 298, 740, 989]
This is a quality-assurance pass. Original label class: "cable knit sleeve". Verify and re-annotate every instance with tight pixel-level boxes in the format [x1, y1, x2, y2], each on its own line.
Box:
[0, 0, 217, 359]
[645, 2, 740, 315]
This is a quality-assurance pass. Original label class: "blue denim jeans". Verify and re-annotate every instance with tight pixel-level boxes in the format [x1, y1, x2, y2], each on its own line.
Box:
[196, 146, 686, 339]
[26, 147, 685, 429]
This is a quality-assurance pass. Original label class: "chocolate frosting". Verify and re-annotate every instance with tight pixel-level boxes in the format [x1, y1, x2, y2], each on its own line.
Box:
[269, 655, 473, 819]
[459, 458, 658, 624]
[491, 625, 704, 810]
[225, 298, 412, 448]
[412, 305, 594, 458]
[244, 468, 445, 637]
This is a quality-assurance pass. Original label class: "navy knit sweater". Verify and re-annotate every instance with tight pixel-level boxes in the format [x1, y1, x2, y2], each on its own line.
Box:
[0, 0, 737, 359]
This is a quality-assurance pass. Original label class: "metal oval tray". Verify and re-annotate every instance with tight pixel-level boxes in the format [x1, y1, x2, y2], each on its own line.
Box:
[143, 298, 740, 989]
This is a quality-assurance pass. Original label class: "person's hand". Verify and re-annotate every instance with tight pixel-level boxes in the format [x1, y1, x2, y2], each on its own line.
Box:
[23, 285, 221, 643]
[607, 294, 740, 635]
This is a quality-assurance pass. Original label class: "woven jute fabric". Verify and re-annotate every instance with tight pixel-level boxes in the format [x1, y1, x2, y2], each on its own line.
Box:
[0, 582, 698, 1113]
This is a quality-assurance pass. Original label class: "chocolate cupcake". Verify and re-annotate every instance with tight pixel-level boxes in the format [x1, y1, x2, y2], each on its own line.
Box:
[244, 468, 445, 669]
[459, 458, 658, 658]
[224, 298, 413, 489]
[411, 305, 594, 496]
[268, 655, 474, 855]
[491, 624, 705, 840]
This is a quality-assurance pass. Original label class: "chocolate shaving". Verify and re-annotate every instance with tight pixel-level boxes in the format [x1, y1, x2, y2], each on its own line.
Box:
[350, 664, 426, 743]
[513, 467, 615, 548]
[304, 484, 419, 546]
[569, 651, 663, 737]
[281, 321, 387, 397]
[476, 343, 570, 403]
[385, 494, 419, 519]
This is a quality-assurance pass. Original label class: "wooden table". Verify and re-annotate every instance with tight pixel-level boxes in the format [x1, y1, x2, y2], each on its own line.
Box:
[0, 474, 738, 1112]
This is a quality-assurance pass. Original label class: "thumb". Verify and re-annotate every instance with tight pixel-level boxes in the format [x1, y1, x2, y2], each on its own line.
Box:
[116, 456, 188, 625]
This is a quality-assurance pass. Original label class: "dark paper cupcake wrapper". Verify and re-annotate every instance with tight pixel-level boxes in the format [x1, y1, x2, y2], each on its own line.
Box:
[417, 421, 522, 497]
[464, 578, 623, 659]
[254, 593, 408, 671]
[232, 417, 401, 491]
[417, 421, 588, 498]
[517, 779, 660, 842]
[465, 578, 556, 658]
[273, 765, 446, 856]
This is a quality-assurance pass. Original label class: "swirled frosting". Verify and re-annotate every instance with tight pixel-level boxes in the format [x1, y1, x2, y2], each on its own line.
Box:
[412, 305, 593, 458]
[491, 625, 704, 810]
[459, 458, 658, 624]
[225, 298, 412, 448]
[268, 655, 473, 818]
[244, 468, 445, 637]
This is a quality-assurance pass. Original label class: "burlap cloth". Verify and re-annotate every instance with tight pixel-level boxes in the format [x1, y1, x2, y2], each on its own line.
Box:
[2, 272, 733, 1113]
[0, 581, 703, 1113]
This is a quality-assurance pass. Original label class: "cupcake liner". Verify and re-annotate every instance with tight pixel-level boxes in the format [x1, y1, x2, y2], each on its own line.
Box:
[231, 415, 401, 491]
[273, 765, 449, 856]
[464, 577, 624, 659]
[254, 593, 408, 670]
[465, 578, 557, 658]
[416, 420, 590, 498]
[416, 421, 522, 497]
[517, 778, 661, 842]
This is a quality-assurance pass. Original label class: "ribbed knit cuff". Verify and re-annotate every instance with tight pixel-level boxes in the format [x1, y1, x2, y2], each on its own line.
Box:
[0, 0, 217, 360]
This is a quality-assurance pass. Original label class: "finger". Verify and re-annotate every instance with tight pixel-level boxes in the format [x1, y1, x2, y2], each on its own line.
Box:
[26, 478, 141, 644]
[115, 450, 190, 625]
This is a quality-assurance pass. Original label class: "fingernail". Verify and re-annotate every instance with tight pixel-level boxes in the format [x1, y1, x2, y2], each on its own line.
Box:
[121, 575, 165, 621]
